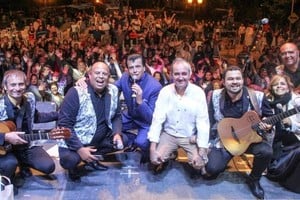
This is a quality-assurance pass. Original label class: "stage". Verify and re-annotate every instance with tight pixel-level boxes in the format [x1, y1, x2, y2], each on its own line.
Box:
[13, 144, 300, 200]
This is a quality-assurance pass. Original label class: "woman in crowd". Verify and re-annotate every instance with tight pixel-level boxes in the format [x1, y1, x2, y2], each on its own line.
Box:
[266, 74, 300, 193]
[27, 73, 46, 101]
[153, 71, 167, 86]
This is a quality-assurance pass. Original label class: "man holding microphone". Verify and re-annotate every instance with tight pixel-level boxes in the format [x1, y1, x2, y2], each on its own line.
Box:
[115, 53, 162, 163]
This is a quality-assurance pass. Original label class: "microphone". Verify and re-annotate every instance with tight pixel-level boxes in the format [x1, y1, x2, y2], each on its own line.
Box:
[131, 78, 137, 98]
[114, 140, 124, 150]
[131, 78, 137, 110]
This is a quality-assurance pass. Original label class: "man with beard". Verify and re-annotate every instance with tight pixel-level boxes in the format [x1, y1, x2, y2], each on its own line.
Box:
[147, 58, 210, 176]
[278, 42, 300, 94]
[204, 66, 274, 199]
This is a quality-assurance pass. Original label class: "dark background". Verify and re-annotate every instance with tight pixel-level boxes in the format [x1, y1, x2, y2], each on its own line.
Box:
[0, 0, 299, 28]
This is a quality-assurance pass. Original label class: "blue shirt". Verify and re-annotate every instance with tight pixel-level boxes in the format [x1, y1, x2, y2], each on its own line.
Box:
[115, 72, 162, 129]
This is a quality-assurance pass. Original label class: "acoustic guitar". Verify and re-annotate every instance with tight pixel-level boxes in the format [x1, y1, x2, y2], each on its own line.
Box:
[218, 106, 300, 156]
[0, 121, 71, 155]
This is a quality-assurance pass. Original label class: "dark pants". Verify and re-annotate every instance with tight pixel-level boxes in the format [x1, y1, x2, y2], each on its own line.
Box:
[59, 134, 122, 170]
[59, 147, 82, 170]
[0, 152, 18, 180]
[282, 162, 300, 193]
[122, 114, 150, 152]
[15, 146, 55, 174]
[206, 141, 273, 180]
[123, 127, 150, 162]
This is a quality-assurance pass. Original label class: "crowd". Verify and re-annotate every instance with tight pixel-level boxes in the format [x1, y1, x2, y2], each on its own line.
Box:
[0, 6, 300, 199]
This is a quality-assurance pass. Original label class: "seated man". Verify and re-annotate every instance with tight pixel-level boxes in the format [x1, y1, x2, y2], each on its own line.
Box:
[76, 54, 162, 163]
[58, 62, 125, 182]
[0, 132, 26, 195]
[0, 69, 58, 194]
[205, 66, 274, 199]
[148, 58, 210, 175]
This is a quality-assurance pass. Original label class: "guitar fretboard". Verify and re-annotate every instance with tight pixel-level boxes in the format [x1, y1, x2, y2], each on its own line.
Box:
[264, 106, 300, 125]
[19, 132, 50, 142]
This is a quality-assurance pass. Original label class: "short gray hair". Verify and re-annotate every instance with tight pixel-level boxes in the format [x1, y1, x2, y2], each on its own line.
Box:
[170, 58, 192, 75]
[2, 69, 27, 88]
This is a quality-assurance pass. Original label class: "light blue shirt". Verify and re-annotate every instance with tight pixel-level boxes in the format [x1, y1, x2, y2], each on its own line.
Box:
[148, 83, 210, 148]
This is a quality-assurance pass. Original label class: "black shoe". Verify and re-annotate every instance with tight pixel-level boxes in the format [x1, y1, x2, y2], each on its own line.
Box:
[12, 175, 25, 188]
[124, 146, 136, 152]
[20, 166, 32, 178]
[140, 154, 150, 164]
[68, 169, 81, 183]
[85, 161, 108, 171]
[181, 163, 202, 179]
[202, 173, 218, 180]
[150, 161, 169, 175]
[169, 151, 178, 160]
[246, 177, 265, 199]
[124, 146, 141, 152]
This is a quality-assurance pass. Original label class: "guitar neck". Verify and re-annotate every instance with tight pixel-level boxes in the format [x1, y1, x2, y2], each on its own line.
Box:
[19, 132, 50, 142]
[264, 106, 300, 125]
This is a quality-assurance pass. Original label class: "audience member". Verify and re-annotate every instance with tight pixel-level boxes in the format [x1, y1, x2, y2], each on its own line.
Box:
[278, 42, 300, 94]
[46, 82, 64, 109]
[266, 74, 300, 193]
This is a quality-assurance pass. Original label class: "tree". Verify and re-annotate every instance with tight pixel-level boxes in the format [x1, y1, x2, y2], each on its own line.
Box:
[260, 0, 291, 26]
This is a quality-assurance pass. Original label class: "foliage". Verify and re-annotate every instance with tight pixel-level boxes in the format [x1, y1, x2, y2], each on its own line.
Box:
[260, 0, 292, 26]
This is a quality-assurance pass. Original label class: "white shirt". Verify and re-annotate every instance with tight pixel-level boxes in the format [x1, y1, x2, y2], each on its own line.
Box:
[148, 83, 210, 148]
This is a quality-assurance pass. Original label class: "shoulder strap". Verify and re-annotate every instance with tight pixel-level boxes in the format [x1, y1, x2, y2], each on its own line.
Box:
[219, 89, 226, 115]
[247, 88, 261, 116]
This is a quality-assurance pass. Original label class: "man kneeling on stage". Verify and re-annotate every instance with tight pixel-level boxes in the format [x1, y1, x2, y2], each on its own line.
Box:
[57, 62, 126, 182]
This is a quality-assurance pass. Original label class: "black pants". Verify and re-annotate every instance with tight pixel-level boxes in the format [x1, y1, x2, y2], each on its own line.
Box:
[282, 162, 300, 193]
[15, 146, 55, 175]
[206, 141, 273, 180]
[59, 134, 119, 170]
[0, 152, 18, 180]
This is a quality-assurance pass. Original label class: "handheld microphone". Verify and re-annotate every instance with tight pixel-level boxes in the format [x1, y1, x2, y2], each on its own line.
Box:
[114, 140, 124, 150]
[131, 78, 137, 98]
[131, 78, 137, 110]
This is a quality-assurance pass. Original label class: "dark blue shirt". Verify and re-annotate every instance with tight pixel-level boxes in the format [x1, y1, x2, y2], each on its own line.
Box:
[115, 72, 162, 129]
[58, 83, 110, 150]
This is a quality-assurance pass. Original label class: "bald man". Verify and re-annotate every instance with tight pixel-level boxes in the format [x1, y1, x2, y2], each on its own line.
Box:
[278, 42, 300, 93]
[58, 62, 125, 182]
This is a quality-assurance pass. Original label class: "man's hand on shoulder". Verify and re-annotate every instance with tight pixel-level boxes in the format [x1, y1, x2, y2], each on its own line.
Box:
[75, 77, 87, 89]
